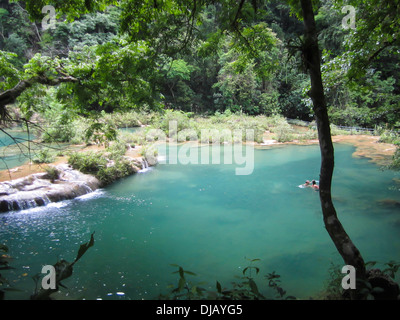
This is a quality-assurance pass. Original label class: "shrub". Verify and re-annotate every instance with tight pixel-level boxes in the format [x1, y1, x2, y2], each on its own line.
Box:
[44, 166, 60, 182]
[33, 148, 55, 164]
[41, 123, 76, 143]
[106, 141, 128, 159]
[68, 151, 108, 174]
[141, 144, 158, 159]
[271, 121, 294, 143]
[379, 130, 400, 146]
[96, 159, 135, 185]
[299, 129, 318, 141]
[103, 111, 142, 128]
[330, 124, 349, 136]
[84, 122, 118, 147]
[69, 118, 89, 145]
[156, 109, 191, 137]
[68, 148, 137, 185]
[388, 148, 400, 170]
[119, 130, 148, 146]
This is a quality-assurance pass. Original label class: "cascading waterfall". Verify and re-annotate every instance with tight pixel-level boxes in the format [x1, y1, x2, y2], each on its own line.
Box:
[0, 155, 156, 213]
[139, 158, 151, 172]
[0, 182, 96, 213]
[4, 193, 51, 211]
[0, 165, 102, 213]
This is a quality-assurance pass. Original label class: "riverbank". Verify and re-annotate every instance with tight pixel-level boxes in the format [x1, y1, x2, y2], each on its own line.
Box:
[0, 130, 397, 213]
[0, 142, 155, 213]
[0, 142, 146, 182]
[1, 132, 397, 183]
[258, 131, 397, 167]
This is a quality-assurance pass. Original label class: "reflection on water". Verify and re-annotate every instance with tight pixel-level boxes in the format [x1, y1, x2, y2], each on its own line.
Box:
[0, 144, 399, 300]
[0, 128, 36, 170]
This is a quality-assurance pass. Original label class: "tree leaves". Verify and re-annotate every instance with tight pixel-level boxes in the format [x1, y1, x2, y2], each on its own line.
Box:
[0, 51, 23, 92]
[31, 232, 95, 300]
[72, 231, 95, 265]
[16, 0, 117, 21]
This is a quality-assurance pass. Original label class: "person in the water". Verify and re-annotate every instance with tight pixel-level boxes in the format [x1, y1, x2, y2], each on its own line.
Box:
[311, 180, 319, 190]
[303, 180, 311, 187]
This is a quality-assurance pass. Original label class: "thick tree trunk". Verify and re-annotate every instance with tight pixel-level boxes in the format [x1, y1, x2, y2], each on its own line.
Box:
[299, 0, 366, 291]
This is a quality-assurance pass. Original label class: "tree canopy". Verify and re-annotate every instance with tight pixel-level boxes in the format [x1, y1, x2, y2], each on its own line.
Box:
[0, 0, 398, 128]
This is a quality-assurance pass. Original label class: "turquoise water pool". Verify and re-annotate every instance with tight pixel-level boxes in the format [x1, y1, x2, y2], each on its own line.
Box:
[0, 128, 35, 170]
[1, 143, 399, 299]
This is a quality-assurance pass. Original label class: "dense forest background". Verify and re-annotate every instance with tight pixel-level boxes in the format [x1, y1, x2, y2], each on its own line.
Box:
[0, 0, 399, 129]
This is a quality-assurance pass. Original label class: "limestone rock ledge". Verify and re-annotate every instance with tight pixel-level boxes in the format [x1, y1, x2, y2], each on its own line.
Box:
[0, 153, 157, 213]
[0, 164, 101, 213]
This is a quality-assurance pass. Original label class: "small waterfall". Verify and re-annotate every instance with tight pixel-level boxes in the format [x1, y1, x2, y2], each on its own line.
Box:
[75, 182, 94, 195]
[139, 158, 151, 172]
[1, 193, 52, 212]
[0, 165, 102, 213]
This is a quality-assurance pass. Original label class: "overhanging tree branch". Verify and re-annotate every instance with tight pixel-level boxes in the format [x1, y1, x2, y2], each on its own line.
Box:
[0, 75, 78, 122]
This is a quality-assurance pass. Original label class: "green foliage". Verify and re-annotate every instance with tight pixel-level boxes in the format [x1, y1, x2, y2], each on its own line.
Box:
[31, 232, 95, 300]
[96, 158, 135, 186]
[319, 260, 400, 300]
[164, 59, 193, 82]
[32, 148, 55, 164]
[160, 259, 294, 300]
[120, 0, 201, 56]
[155, 109, 192, 137]
[0, 51, 22, 91]
[212, 31, 282, 116]
[80, 38, 162, 111]
[356, 260, 400, 300]
[101, 111, 147, 128]
[265, 271, 296, 299]
[1, 233, 95, 300]
[16, 0, 116, 21]
[118, 129, 148, 147]
[335, 0, 400, 80]
[159, 264, 205, 300]
[68, 143, 135, 186]
[320, 262, 344, 300]
[140, 144, 159, 160]
[106, 140, 127, 158]
[388, 148, 400, 171]
[271, 119, 295, 143]
[381, 260, 400, 280]
[329, 124, 351, 136]
[219, 258, 265, 300]
[36, 89, 78, 143]
[44, 166, 61, 183]
[379, 131, 400, 146]
[0, 3, 37, 65]
[1, 0, 399, 128]
[84, 121, 117, 147]
[319, 0, 400, 128]
[68, 151, 108, 174]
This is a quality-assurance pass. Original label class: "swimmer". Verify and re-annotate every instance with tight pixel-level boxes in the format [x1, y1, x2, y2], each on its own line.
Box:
[311, 180, 319, 190]
[303, 180, 311, 187]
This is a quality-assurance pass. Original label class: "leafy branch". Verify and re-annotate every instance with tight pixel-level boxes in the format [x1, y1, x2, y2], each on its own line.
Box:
[30, 232, 95, 300]
[160, 258, 295, 300]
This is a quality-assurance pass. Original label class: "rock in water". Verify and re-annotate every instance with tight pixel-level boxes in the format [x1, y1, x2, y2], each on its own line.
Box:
[0, 164, 101, 213]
